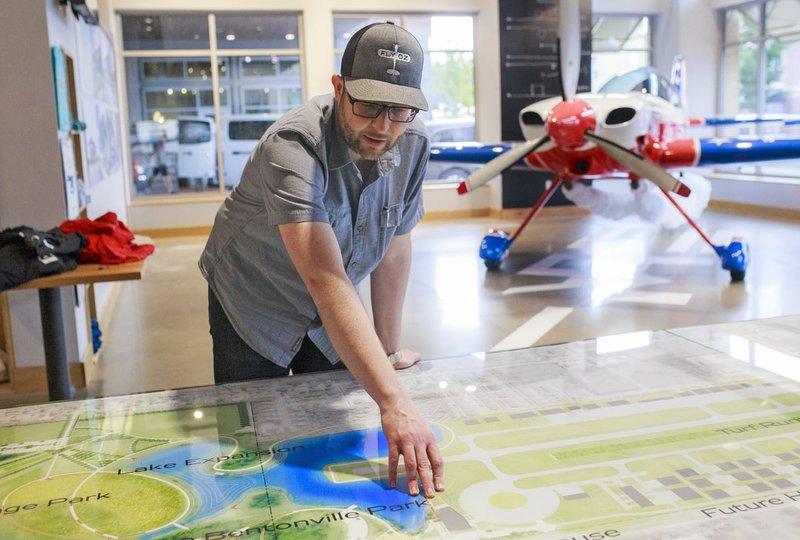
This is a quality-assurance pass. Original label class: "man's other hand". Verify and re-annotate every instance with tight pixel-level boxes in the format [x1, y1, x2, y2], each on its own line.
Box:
[391, 348, 421, 370]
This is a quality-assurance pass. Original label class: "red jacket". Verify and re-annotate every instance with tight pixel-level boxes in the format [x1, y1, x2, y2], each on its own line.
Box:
[60, 212, 154, 264]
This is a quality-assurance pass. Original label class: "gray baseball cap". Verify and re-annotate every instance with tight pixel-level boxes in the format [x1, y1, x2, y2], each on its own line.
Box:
[341, 22, 428, 111]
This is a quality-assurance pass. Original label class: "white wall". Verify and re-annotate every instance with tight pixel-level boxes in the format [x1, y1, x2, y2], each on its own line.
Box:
[1, 1, 130, 371]
[0, 1, 83, 369]
[655, 0, 720, 119]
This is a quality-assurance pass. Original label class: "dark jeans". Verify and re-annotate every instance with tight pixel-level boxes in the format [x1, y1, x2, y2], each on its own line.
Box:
[208, 286, 346, 383]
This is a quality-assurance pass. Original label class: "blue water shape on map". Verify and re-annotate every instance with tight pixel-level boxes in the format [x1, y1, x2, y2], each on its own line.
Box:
[124, 426, 438, 538]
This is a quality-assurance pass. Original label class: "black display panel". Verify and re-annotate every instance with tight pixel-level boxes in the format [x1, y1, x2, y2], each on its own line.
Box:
[499, 0, 591, 208]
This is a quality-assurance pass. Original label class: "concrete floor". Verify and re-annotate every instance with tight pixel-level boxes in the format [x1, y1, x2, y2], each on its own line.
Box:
[78, 205, 800, 399]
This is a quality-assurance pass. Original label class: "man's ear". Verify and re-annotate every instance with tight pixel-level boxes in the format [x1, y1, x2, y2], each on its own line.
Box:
[331, 74, 344, 99]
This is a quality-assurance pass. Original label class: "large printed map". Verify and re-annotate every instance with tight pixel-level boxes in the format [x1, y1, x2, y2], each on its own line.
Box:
[2, 316, 800, 539]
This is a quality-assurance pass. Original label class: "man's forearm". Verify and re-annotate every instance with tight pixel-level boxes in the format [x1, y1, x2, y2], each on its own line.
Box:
[279, 221, 404, 406]
[371, 234, 412, 353]
[279, 221, 442, 497]
[307, 270, 405, 406]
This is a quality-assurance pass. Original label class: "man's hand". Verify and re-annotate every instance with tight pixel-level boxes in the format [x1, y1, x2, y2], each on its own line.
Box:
[380, 397, 445, 498]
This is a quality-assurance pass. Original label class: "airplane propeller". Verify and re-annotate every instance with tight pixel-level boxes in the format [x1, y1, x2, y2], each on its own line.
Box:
[457, 135, 550, 194]
[584, 132, 691, 196]
[457, 0, 691, 197]
[558, 0, 580, 102]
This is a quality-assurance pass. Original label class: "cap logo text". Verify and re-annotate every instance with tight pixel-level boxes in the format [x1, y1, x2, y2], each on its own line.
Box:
[378, 48, 411, 63]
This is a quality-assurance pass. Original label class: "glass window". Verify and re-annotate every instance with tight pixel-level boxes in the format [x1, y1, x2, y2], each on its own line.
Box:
[766, 0, 800, 36]
[591, 15, 652, 91]
[718, 0, 800, 182]
[220, 55, 302, 117]
[121, 14, 210, 50]
[121, 13, 302, 196]
[142, 60, 184, 79]
[215, 14, 299, 49]
[721, 42, 760, 115]
[179, 119, 212, 144]
[333, 17, 401, 50]
[724, 5, 760, 44]
[228, 119, 275, 140]
[764, 33, 800, 115]
[724, 6, 761, 44]
[241, 57, 278, 77]
[333, 14, 477, 183]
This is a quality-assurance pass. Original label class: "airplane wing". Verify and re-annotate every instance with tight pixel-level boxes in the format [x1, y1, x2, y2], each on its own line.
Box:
[646, 136, 800, 167]
[432, 137, 800, 170]
[689, 115, 800, 127]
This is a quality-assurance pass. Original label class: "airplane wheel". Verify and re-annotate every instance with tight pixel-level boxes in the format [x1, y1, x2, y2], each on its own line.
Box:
[484, 259, 502, 271]
[730, 270, 745, 282]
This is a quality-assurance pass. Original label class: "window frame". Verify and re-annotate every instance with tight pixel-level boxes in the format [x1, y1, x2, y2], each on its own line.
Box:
[118, 11, 304, 197]
[717, 0, 800, 182]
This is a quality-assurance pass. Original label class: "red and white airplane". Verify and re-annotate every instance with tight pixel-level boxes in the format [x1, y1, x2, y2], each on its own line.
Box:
[429, 0, 800, 281]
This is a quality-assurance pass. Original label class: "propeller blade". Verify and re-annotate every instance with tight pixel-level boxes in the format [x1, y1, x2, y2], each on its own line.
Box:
[584, 131, 691, 196]
[558, 0, 581, 102]
[457, 136, 550, 194]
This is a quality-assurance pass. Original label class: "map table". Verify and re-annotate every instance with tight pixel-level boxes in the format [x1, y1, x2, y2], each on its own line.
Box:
[1, 315, 800, 539]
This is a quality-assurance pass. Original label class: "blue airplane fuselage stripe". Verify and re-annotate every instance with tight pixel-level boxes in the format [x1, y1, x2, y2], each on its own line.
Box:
[429, 144, 514, 164]
[697, 138, 800, 165]
[702, 118, 800, 126]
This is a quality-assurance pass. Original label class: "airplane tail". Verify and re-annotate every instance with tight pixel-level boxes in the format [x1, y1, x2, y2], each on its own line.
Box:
[670, 55, 688, 112]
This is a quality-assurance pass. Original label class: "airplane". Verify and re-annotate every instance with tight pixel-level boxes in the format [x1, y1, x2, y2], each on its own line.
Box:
[428, 0, 800, 282]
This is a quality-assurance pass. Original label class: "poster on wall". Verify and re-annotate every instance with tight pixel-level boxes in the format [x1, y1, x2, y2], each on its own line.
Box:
[76, 19, 122, 188]
[51, 47, 72, 132]
[59, 136, 82, 219]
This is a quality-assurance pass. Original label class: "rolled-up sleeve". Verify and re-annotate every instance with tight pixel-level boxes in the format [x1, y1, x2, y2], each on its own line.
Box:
[396, 134, 429, 235]
[255, 130, 329, 226]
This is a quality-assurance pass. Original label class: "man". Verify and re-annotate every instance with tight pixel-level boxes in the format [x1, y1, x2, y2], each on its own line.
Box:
[199, 22, 444, 499]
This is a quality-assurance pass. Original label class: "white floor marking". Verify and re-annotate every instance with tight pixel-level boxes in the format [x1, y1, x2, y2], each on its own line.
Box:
[666, 229, 699, 254]
[490, 306, 573, 352]
[567, 236, 590, 250]
[503, 278, 584, 295]
[607, 291, 693, 306]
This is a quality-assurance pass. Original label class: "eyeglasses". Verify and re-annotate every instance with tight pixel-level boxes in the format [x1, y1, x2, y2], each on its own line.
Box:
[343, 84, 418, 123]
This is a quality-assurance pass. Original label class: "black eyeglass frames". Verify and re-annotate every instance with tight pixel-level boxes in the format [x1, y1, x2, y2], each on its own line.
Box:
[342, 82, 418, 123]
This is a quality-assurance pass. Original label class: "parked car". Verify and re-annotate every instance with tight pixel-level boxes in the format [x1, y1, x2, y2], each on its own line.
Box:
[423, 118, 480, 182]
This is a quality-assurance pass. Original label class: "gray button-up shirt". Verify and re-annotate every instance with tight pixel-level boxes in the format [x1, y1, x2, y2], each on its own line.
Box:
[199, 94, 428, 367]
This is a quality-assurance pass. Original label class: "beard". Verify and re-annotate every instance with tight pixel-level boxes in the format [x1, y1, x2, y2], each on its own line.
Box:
[337, 96, 401, 160]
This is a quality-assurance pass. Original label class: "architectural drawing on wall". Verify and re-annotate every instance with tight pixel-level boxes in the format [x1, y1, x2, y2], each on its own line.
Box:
[76, 19, 122, 188]
[83, 103, 122, 188]
[77, 19, 117, 107]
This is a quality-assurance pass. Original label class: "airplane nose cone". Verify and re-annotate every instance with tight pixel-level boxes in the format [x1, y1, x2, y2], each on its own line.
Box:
[546, 99, 596, 148]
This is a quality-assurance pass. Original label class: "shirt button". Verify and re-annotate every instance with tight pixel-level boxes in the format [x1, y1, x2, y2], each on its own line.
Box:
[357, 225, 365, 233]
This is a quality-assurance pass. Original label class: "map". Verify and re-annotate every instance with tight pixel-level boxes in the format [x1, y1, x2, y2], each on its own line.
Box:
[2, 316, 800, 539]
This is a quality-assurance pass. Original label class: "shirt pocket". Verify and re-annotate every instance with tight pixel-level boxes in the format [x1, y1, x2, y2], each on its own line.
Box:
[380, 203, 404, 228]
[378, 203, 404, 257]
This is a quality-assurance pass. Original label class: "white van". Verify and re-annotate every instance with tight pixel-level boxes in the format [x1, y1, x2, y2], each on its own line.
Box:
[221, 115, 278, 188]
[177, 116, 216, 189]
